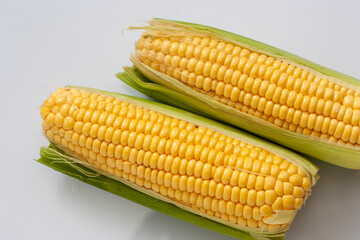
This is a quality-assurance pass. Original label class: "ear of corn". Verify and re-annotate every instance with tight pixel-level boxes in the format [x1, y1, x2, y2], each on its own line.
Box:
[125, 18, 360, 169]
[39, 86, 318, 240]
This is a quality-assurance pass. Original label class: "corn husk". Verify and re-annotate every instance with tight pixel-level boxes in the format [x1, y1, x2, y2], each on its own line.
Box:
[38, 86, 319, 240]
[123, 18, 360, 169]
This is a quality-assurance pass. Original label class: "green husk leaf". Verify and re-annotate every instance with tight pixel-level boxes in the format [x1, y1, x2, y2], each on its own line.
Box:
[125, 18, 360, 169]
[38, 86, 318, 240]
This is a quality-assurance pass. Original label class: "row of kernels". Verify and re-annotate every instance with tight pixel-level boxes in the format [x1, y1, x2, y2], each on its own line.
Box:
[47, 108, 276, 168]
[114, 158, 306, 209]
[187, 63, 354, 122]
[215, 92, 360, 144]
[139, 160, 285, 231]
[103, 132, 277, 180]
[184, 36, 303, 83]
[115, 159, 284, 219]
[195, 83, 360, 144]
[74, 123, 243, 165]
[140, 39, 360, 118]
[141, 54, 360, 132]
[59, 109, 223, 149]
[54, 89, 201, 130]
[98, 136, 299, 213]
[56, 90, 265, 151]
[60, 128, 246, 187]
[140, 34, 357, 102]
[116, 158, 258, 204]
[147, 36, 251, 66]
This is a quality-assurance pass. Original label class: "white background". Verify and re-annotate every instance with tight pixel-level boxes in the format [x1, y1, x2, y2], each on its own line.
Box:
[1, 0, 360, 239]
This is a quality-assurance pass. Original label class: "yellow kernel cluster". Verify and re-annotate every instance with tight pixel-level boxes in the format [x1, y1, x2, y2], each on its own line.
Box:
[41, 88, 312, 232]
[136, 32, 360, 146]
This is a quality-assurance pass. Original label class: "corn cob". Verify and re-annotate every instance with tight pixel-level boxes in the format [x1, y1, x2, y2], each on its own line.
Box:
[125, 19, 360, 169]
[39, 86, 318, 240]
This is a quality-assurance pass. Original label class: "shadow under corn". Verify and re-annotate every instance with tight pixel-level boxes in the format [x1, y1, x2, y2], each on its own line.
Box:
[130, 210, 236, 240]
